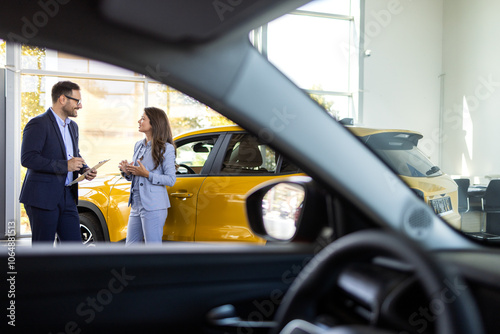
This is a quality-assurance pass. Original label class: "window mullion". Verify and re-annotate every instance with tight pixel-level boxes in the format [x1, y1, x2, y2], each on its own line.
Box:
[5, 41, 21, 236]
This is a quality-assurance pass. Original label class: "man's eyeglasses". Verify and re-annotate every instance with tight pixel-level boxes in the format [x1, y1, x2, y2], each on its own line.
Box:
[64, 95, 82, 105]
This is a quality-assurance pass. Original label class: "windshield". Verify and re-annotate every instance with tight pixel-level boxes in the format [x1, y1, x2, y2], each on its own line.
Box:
[2, 0, 497, 245]
[263, 0, 489, 240]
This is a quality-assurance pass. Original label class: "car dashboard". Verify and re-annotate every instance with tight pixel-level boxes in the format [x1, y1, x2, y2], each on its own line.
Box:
[306, 249, 500, 334]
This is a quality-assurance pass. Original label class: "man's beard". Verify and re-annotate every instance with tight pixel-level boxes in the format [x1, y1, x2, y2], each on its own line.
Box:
[63, 105, 77, 117]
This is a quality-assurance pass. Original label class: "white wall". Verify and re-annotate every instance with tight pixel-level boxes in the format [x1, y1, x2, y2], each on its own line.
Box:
[441, 0, 500, 181]
[363, 0, 500, 183]
[363, 0, 444, 163]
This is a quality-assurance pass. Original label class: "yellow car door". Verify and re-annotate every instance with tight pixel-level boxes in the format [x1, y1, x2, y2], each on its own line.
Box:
[194, 132, 302, 243]
[163, 133, 224, 241]
[165, 177, 205, 241]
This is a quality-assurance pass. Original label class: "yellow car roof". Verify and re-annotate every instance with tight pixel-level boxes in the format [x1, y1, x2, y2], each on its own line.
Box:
[174, 125, 423, 140]
[174, 125, 243, 140]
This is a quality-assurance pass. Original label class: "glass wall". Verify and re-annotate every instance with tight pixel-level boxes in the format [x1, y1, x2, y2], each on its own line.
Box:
[268, 15, 350, 92]
[10, 0, 360, 236]
[22, 47, 138, 76]
[0, 39, 5, 66]
[19, 46, 233, 175]
[17, 45, 233, 235]
[255, 0, 359, 120]
[21, 75, 145, 174]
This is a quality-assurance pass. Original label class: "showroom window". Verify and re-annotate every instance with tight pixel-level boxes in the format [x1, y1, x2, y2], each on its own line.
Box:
[5, 0, 363, 237]
[252, 0, 360, 121]
[0, 39, 5, 66]
[15, 45, 234, 236]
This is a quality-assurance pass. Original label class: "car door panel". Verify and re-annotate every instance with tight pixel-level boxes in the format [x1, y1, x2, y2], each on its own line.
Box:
[8, 245, 314, 333]
[194, 132, 303, 243]
[196, 175, 294, 243]
[164, 133, 226, 241]
[106, 177, 134, 242]
[165, 177, 206, 241]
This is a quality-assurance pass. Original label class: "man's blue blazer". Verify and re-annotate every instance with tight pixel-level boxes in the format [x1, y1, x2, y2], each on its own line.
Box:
[19, 109, 87, 210]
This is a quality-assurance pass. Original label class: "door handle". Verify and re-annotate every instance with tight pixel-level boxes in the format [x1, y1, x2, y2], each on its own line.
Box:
[171, 192, 193, 198]
[207, 304, 276, 328]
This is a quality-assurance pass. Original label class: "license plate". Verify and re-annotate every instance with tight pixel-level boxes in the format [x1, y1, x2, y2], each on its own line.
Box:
[429, 196, 453, 215]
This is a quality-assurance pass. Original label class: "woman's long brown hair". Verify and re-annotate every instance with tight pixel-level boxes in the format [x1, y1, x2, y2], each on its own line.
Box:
[144, 107, 175, 170]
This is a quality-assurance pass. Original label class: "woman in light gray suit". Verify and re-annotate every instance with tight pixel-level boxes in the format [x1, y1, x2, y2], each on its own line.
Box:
[118, 107, 177, 245]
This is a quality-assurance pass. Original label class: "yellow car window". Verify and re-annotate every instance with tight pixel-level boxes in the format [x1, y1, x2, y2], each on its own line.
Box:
[221, 133, 276, 174]
[176, 136, 218, 174]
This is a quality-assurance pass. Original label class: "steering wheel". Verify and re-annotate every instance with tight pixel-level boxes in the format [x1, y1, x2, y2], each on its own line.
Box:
[178, 163, 196, 174]
[273, 230, 484, 334]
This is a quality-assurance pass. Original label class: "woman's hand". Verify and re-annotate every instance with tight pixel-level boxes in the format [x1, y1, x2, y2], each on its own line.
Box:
[119, 160, 132, 175]
[125, 160, 150, 178]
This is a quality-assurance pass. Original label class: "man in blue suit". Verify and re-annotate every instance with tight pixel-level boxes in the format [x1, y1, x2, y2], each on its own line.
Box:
[20, 81, 97, 244]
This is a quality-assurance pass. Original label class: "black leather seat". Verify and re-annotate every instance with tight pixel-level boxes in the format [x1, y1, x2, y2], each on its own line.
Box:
[482, 179, 500, 235]
[222, 136, 265, 174]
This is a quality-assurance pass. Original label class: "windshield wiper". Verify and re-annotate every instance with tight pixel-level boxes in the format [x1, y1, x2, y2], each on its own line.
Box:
[426, 165, 440, 175]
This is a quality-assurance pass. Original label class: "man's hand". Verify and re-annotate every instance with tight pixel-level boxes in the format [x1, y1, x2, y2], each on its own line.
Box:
[84, 168, 97, 181]
[68, 157, 85, 172]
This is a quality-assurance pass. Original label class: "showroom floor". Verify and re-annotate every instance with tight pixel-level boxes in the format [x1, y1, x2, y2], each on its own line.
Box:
[0, 211, 489, 246]
[461, 211, 483, 232]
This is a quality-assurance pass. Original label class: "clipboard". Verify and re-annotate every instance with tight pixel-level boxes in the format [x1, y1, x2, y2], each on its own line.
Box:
[67, 159, 110, 186]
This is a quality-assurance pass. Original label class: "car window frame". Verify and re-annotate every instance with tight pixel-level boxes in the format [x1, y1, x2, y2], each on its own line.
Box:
[276, 155, 303, 175]
[209, 131, 302, 176]
[211, 132, 274, 176]
[174, 133, 227, 176]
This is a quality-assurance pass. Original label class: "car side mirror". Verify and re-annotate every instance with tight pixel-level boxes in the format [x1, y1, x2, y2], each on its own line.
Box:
[260, 183, 304, 240]
[246, 176, 327, 242]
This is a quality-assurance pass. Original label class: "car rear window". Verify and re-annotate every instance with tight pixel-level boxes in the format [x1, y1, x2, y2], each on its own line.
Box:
[361, 133, 443, 178]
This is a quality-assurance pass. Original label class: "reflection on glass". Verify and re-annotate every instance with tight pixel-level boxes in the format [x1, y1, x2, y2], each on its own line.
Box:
[262, 183, 305, 240]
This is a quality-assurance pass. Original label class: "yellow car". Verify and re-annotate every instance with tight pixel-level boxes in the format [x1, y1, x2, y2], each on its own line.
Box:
[348, 126, 461, 229]
[77, 125, 460, 245]
[77, 125, 302, 245]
